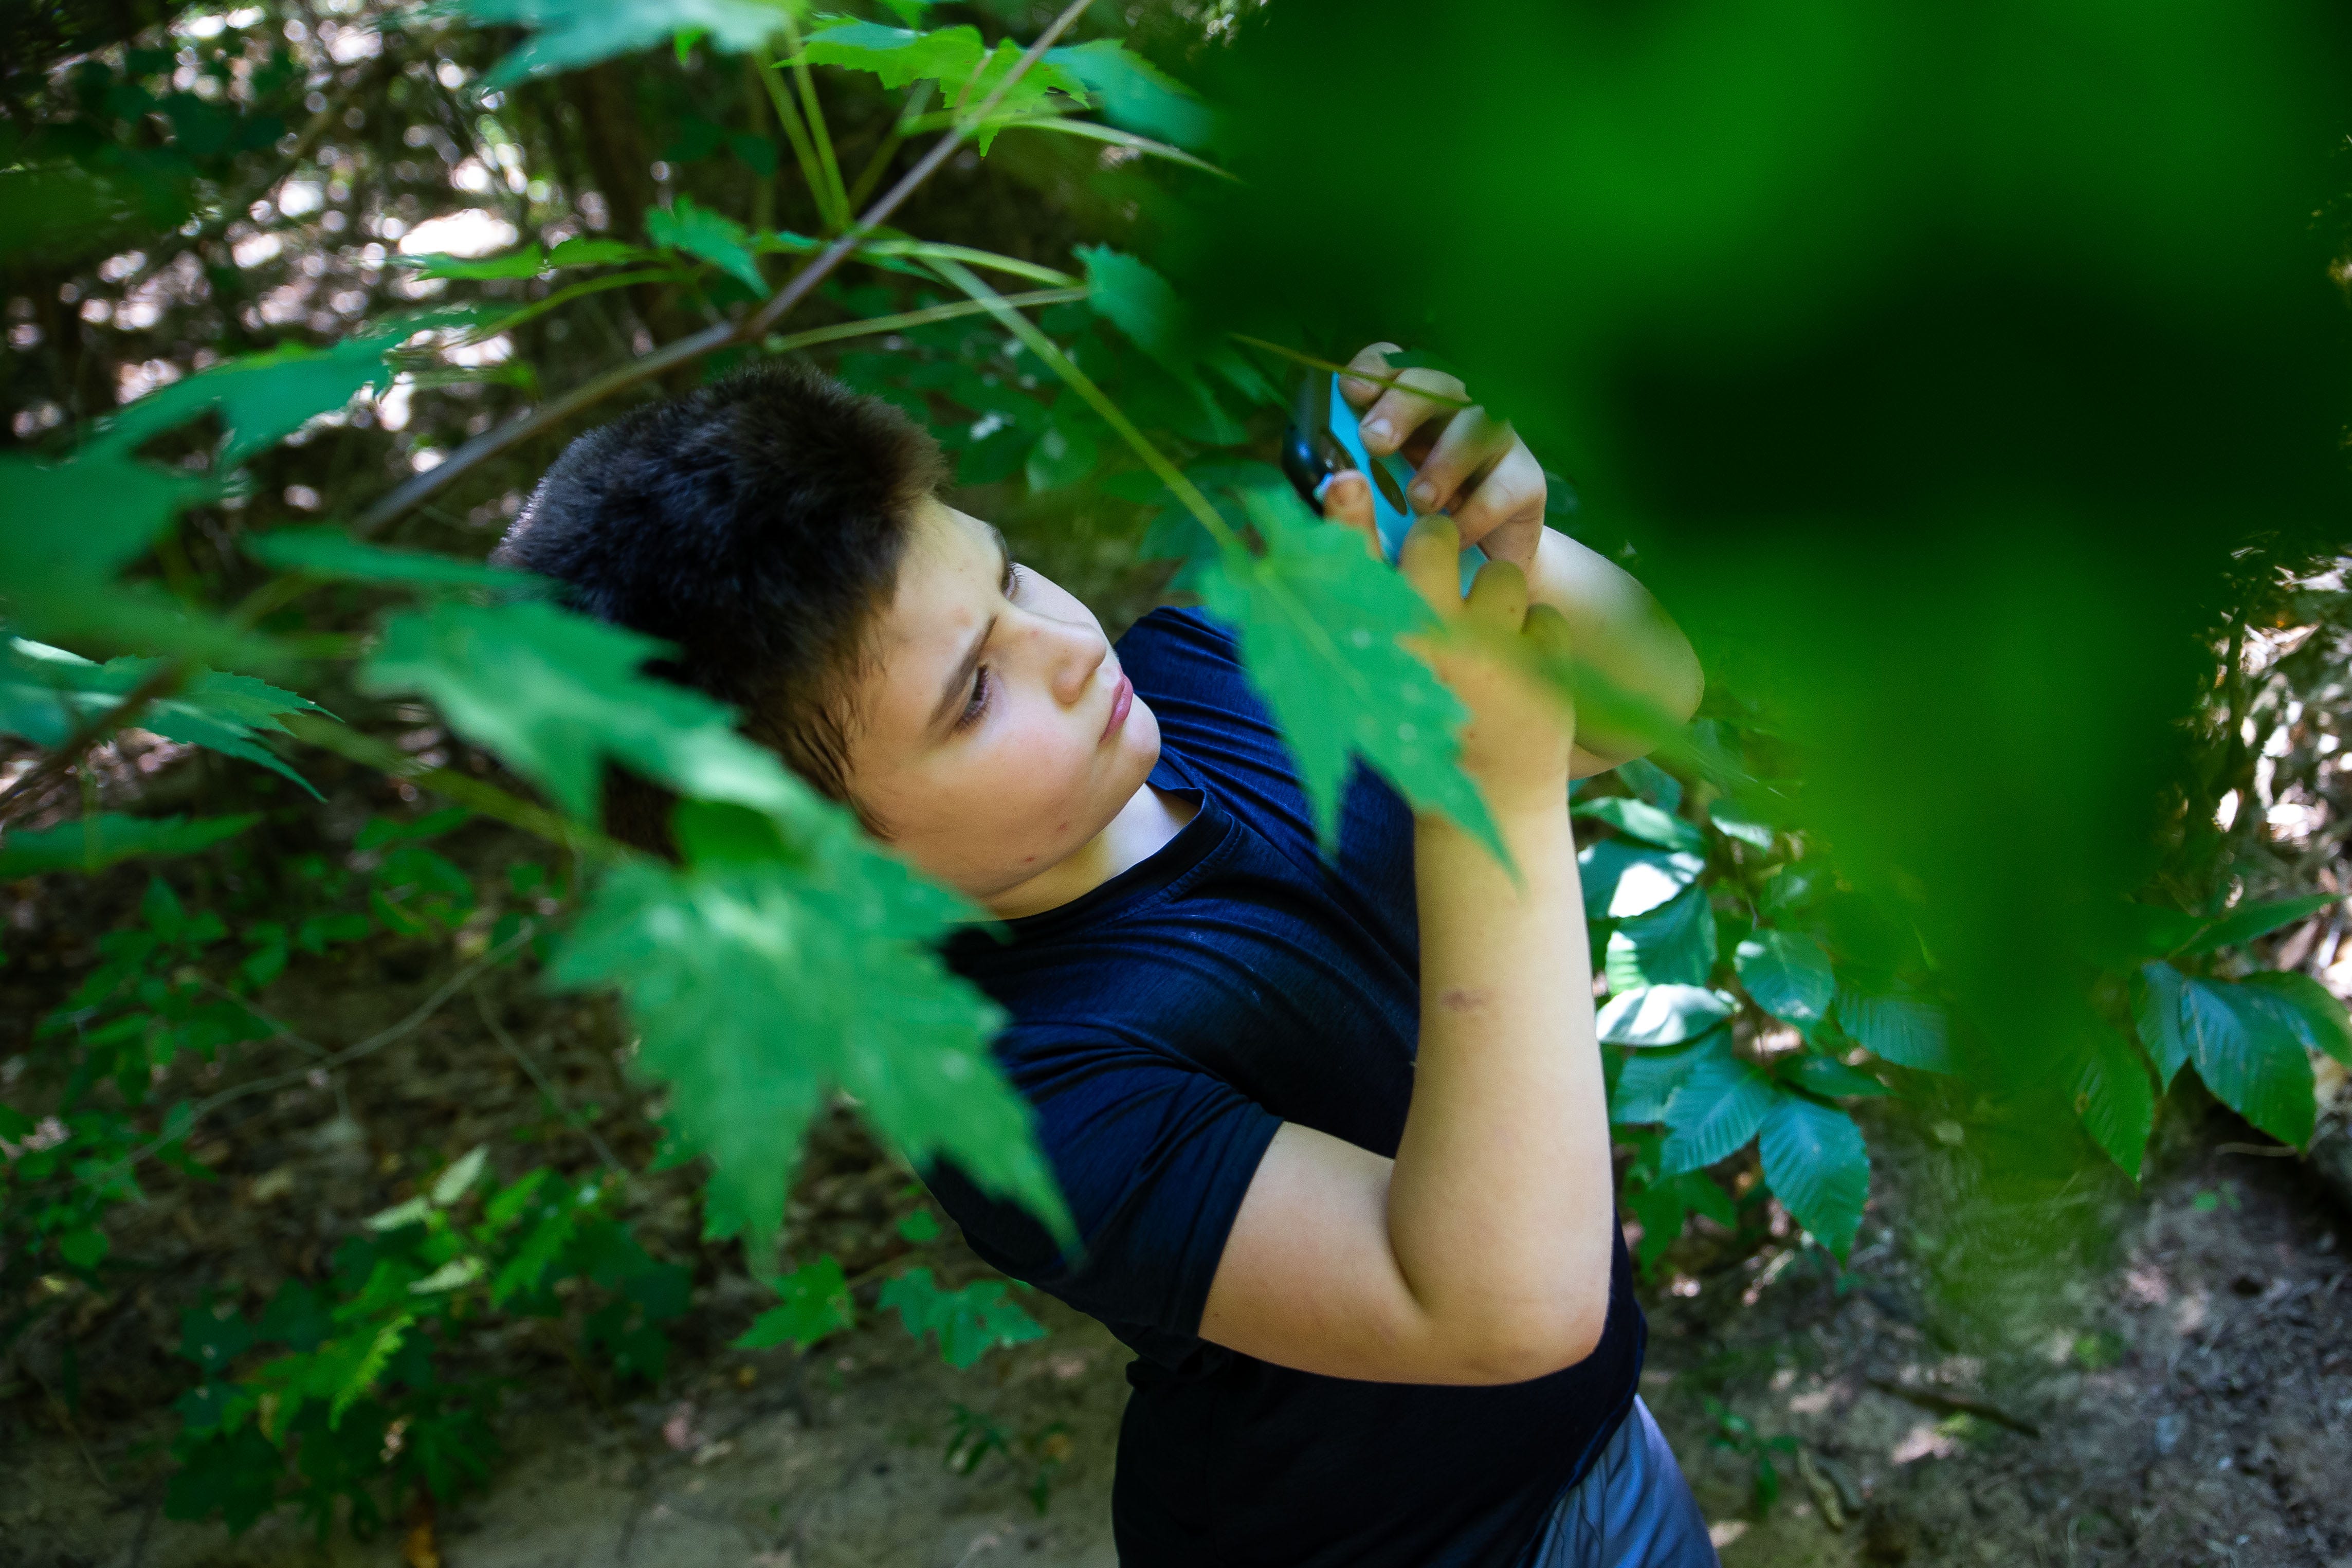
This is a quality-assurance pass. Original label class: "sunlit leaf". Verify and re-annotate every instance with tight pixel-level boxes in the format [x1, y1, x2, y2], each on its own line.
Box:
[646, 195, 765, 295]
[1706, 796, 1776, 849]
[1836, 990, 1955, 1074]
[1596, 984, 1735, 1046]
[0, 813, 259, 879]
[1579, 838, 1704, 920]
[0, 452, 211, 648]
[2237, 970, 2352, 1066]
[399, 245, 549, 280]
[2074, 1030, 2155, 1180]
[1736, 929, 1835, 1029]
[1573, 794, 1704, 853]
[1192, 486, 1502, 859]
[1604, 884, 1719, 990]
[1757, 1092, 1868, 1257]
[448, 0, 798, 87]
[797, 22, 1084, 146]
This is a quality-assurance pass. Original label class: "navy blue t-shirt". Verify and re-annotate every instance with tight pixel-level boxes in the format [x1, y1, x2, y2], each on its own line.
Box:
[929, 607, 1644, 1568]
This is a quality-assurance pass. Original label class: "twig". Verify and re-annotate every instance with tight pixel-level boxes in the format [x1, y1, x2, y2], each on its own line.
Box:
[2216, 1141, 2300, 1157]
[351, 0, 1100, 539]
[0, 661, 190, 828]
[1864, 1376, 2042, 1437]
[473, 982, 627, 1178]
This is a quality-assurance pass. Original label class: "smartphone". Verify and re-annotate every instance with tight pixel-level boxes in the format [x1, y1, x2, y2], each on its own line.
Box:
[1280, 370, 1486, 590]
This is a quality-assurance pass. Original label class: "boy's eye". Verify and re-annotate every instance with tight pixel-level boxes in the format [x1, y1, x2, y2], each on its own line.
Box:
[956, 667, 992, 732]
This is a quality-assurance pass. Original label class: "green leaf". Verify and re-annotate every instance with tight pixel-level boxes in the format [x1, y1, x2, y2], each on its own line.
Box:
[2075, 1030, 2156, 1180]
[1616, 756, 1683, 812]
[399, 245, 549, 279]
[430, 1144, 489, 1206]
[244, 527, 548, 592]
[798, 23, 1084, 141]
[0, 452, 212, 650]
[646, 195, 765, 295]
[1624, 1169, 1735, 1277]
[1578, 839, 1705, 920]
[1611, 1038, 1711, 1124]
[876, 1267, 1045, 1370]
[1, 640, 325, 795]
[490, 1201, 579, 1306]
[0, 812, 257, 878]
[2134, 961, 2190, 1089]
[1706, 796, 1776, 849]
[2181, 893, 2339, 956]
[449, 0, 798, 87]
[1836, 990, 1955, 1073]
[1757, 1092, 1869, 1257]
[1605, 884, 1718, 990]
[2238, 970, 2352, 1065]
[550, 828, 1067, 1256]
[1078, 246, 1268, 404]
[1661, 1050, 1778, 1175]
[359, 599, 809, 825]
[1776, 1053, 1890, 1098]
[1573, 794, 1705, 853]
[897, 1208, 942, 1243]
[735, 1255, 856, 1350]
[548, 236, 650, 268]
[1596, 984, 1735, 1046]
[2178, 977, 2317, 1147]
[1191, 487, 1502, 860]
[1046, 39, 1215, 149]
[96, 335, 398, 467]
[1736, 930, 1836, 1030]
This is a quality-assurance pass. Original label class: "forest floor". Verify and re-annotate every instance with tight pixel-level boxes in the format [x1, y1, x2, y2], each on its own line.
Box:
[4, 847, 2350, 1568]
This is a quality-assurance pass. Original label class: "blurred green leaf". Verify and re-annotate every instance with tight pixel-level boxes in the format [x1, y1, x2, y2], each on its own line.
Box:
[0, 813, 258, 879]
[1836, 991, 1955, 1074]
[2074, 1031, 2155, 1181]
[1736, 929, 1835, 1030]
[1047, 39, 1215, 148]
[1705, 796, 1776, 850]
[647, 196, 764, 295]
[447, 0, 796, 87]
[95, 335, 398, 467]
[2181, 894, 2339, 956]
[797, 22, 1084, 147]
[2177, 977, 2316, 1148]
[399, 246, 549, 280]
[1193, 485, 1501, 860]
[244, 528, 548, 592]
[2237, 970, 2352, 1066]
[1776, 1052, 1889, 1099]
[736, 1255, 856, 1350]
[1579, 839, 1704, 920]
[1757, 1092, 1868, 1257]
[1574, 794, 1704, 853]
[1624, 1166, 1735, 1275]
[876, 1267, 1044, 1370]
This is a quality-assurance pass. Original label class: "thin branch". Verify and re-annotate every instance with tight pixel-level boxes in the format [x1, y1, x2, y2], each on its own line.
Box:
[351, 0, 1099, 540]
[775, 10, 850, 230]
[475, 983, 627, 1178]
[0, 661, 190, 828]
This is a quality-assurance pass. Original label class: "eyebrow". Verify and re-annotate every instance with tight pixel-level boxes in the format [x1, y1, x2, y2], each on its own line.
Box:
[925, 526, 1014, 735]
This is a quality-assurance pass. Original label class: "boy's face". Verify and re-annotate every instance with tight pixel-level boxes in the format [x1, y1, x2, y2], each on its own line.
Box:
[843, 499, 1161, 902]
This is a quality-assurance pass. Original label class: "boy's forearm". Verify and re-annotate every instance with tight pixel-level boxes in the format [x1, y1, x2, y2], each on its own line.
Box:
[1387, 801, 1615, 1377]
[1530, 527, 1705, 771]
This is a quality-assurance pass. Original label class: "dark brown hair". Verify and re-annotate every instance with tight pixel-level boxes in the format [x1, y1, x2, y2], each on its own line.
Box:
[493, 360, 946, 851]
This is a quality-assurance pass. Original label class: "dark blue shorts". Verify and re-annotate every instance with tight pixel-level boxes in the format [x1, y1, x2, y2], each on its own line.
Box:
[1520, 1397, 1720, 1567]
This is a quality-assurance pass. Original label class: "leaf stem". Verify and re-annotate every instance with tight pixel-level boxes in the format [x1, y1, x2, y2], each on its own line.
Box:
[1229, 334, 1476, 411]
[776, 11, 852, 231]
[757, 49, 833, 225]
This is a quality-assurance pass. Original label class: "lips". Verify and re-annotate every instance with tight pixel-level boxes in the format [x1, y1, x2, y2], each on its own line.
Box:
[1102, 672, 1134, 742]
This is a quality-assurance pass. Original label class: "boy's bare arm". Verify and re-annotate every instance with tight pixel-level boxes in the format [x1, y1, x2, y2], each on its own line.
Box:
[1197, 522, 1613, 1385]
[1333, 342, 1704, 772]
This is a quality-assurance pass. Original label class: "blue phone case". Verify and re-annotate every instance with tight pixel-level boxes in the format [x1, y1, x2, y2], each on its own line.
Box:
[1314, 373, 1486, 592]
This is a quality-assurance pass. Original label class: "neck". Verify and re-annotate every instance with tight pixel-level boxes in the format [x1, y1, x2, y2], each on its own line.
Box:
[982, 782, 1196, 921]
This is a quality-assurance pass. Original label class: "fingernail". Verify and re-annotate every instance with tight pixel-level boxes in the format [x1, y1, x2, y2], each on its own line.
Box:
[1362, 418, 1391, 446]
[1409, 480, 1438, 508]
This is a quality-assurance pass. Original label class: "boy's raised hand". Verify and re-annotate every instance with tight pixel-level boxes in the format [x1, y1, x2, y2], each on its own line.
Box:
[1397, 515, 1576, 822]
[1324, 342, 1550, 573]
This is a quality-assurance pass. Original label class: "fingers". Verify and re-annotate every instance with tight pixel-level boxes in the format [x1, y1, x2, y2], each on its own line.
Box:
[1339, 342, 1401, 412]
[1523, 601, 1573, 659]
[1358, 365, 1471, 459]
[1407, 404, 1514, 515]
[1399, 515, 1464, 616]
[1463, 556, 1529, 631]
[1441, 440, 1548, 572]
[1320, 469, 1384, 560]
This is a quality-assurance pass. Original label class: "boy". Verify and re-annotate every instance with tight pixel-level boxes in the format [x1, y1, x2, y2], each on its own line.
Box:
[497, 343, 1716, 1566]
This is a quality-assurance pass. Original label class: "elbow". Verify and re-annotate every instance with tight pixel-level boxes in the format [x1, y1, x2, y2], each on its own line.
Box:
[1445, 1299, 1610, 1386]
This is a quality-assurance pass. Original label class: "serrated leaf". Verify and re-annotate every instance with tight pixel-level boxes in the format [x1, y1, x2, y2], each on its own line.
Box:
[1610, 1037, 1712, 1125]
[2178, 977, 2317, 1147]
[1596, 984, 1735, 1046]
[1777, 1052, 1890, 1098]
[491, 1204, 578, 1306]
[365, 1196, 432, 1232]
[1046, 39, 1215, 148]
[96, 335, 398, 467]
[1578, 838, 1704, 920]
[321, 1317, 410, 1428]
[1836, 990, 1955, 1073]
[430, 1144, 489, 1206]
[2, 638, 325, 794]
[735, 1255, 855, 1350]
[1736, 930, 1835, 1029]
[2238, 970, 2352, 1066]
[2074, 1030, 2155, 1180]
[550, 831, 1067, 1256]
[2134, 961, 2190, 1089]
[2181, 893, 2339, 956]
[1706, 796, 1776, 849]
[0, 452, 213, 649]
[448, 0, 797, 86]
[407, 1255, 485, 1294]
[1605, 883, 1718, 990]
[245, 527, 548, 591]
[1661, 1050, 1778, 1175]
[876, 1267, 1044, 1369]
[1191, 487, 1501, 860]
[1757, 1092, 1869, 1258]
[797, 22, 1084, 142]
[646, 195, 765, 295]
[0, 812, 257, 878]
[358, 598, 809, 826]
[1624, 1169, 1734, 1277]
[1573, 794, 1704, 853]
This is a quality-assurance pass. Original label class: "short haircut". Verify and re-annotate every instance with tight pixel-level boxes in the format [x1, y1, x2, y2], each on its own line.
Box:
[494, 360, 946, 850]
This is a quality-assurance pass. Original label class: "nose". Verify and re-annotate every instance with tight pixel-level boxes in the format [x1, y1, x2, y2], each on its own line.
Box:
[1022, 605, 1107, 707]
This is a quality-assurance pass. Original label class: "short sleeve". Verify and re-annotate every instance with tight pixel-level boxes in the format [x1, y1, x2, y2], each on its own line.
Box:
[919, 1022, 1282, 1344]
